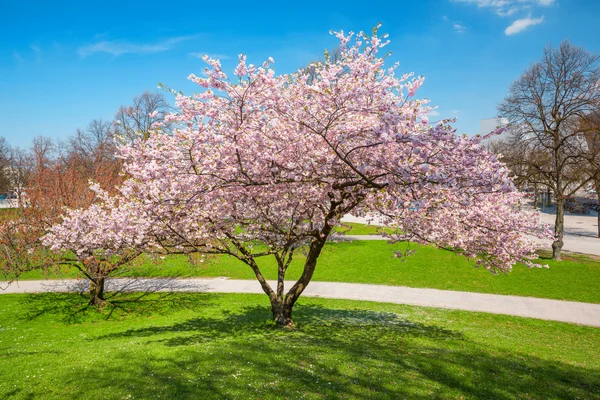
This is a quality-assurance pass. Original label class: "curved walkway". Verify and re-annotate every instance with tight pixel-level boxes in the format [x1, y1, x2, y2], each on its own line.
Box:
[2, 278, 599, 327]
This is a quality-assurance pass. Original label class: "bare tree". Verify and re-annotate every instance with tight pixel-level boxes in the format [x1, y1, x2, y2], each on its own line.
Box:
[498, 40, 600, 259]
[578, 111, 600, 236]
[0, 137, 13, 194]
[8, 147, 33, 208]
[488, 136, 538, 190]
[114, 91, 171, 142]
[303, 47, 343, 85]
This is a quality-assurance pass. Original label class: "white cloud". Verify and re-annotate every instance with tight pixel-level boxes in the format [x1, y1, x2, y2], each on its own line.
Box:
[428, 110, 440, 117]
[77, 35, 195, 57]
[441, 16, 466, 33]
[453, 22, 467, 33]
[452, 0, 554, 17]
[496, 7, 518, 16]
[504, 16, 544, 35]
[189, 52, 230, 60]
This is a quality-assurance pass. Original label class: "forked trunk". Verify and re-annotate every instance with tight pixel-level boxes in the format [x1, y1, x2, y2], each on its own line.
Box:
[89, 277, 106, 306]
[270, 237, 329, 327]
[271, 300, 294, 328]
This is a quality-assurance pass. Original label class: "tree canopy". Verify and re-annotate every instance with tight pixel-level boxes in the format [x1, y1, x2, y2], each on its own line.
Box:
[42, 28, 549, 326]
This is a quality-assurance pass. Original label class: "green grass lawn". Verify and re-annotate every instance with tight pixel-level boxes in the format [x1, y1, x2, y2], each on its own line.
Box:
[16, 239, 600, 304]
[333, 222, 395, 235]
[0, 207, 20, 220]
[0, 292, 598, 399]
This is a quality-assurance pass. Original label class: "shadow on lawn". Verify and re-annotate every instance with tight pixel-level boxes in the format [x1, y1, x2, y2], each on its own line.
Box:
[57, 304, 600, 400]
[19, 289, 219, 324]
[98, 305, 462, 345]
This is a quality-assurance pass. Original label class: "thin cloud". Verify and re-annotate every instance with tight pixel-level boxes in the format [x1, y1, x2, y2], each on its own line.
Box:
[77, 35, 195, 57]
[452, 0, 555, 17]
[94, 31, 110, 39]
[453, 22, 467, 33]
[441, 16, 466, 33]
[13, 52, 24, 62]
[428, 110, 440, 117]
[505, 16, 544, 35]
[189, 52, 230, 60]
[30, 45, 41, 63]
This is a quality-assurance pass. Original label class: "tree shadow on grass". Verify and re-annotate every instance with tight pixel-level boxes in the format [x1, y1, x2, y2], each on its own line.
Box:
[97, 304, 462, 347]
[19, 289, 220, 324]
[72, 304, 600, 400]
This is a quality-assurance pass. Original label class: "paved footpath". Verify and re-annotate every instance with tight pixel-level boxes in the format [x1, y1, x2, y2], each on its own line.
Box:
[2, 278, 599, 327]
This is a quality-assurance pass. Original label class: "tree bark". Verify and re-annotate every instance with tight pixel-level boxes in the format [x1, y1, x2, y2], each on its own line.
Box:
[552, 196, 565, 260]
[270, 236, 329, 327]
[595, 181, 600, 238]
[89, 276, 106, 306]
[270, 299, 294, 327]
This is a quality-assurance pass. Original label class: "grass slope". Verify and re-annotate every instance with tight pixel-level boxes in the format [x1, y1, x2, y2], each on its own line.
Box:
[128, 242, 600, 303]
[0, 292, 598, 399]
[333, 222, 395, 235]
[15, 239, 600, 304]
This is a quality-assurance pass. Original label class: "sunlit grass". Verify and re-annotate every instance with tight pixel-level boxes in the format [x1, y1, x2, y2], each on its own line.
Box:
[0, 292, 598, 399]
[333, 221, 395, 235]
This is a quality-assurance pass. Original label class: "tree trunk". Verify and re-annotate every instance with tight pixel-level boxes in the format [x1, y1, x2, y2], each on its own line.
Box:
[270, 300, 294, 328]
[89, 277, 106, 306]
[271, 236, 329, 327]
[595, 182, 600, 238]
[552, 196, 565, 260]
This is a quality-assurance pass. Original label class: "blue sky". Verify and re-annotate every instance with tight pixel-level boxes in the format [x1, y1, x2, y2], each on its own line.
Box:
[1, 0, 599, 148]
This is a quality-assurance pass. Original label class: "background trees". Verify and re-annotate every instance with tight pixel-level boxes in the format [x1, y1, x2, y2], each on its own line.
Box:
[114, 91, 171, 142]
[0, 138, 13, 195]
[0, 90, 169, 293]
[0, 123, 124, 290]
[498, 40, 600, 260]
[0, 89, 172, 299]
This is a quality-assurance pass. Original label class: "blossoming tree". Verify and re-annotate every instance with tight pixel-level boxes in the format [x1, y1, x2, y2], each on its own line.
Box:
[46, 27, 547, 323]
[42, 185, 152, 305]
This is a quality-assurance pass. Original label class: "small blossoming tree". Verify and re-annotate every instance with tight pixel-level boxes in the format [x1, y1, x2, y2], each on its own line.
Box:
[42, 185, 152, 305]
[47, 27, 548, 323]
